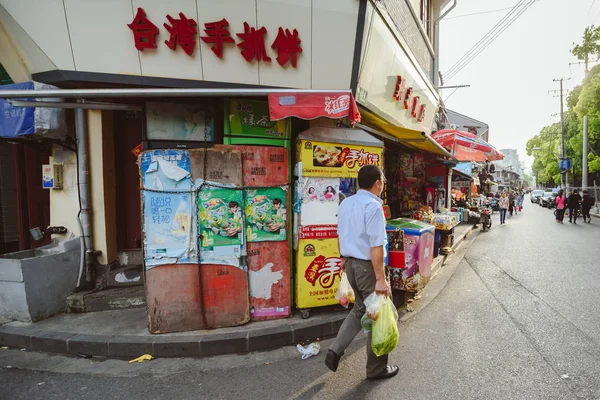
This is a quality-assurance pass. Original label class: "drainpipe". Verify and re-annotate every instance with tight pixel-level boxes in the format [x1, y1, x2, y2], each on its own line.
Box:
[75, 108, 97, 290]
[433, 0, 457, 88]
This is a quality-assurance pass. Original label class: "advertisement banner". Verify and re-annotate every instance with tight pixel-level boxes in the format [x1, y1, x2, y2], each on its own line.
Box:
[143, 193, 193, 268]
[300, 177, 339, 226]
[298, 140, 383, 177]
[140, 150, 193, 268]
[244, 188, 287, 242]
[296, 238, 342, 308]
[197, 188, 244, 250]
[146, 102, 214, 142]
[227, 99, 289, 139]
[298, 225, 338, 239]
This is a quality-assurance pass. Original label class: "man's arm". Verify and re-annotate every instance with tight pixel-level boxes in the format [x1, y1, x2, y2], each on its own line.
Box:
[365, 203, 391, 296]
[370, 246, 389, 296]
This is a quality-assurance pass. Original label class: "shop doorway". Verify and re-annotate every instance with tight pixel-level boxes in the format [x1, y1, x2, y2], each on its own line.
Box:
[114, 110, 143, 251]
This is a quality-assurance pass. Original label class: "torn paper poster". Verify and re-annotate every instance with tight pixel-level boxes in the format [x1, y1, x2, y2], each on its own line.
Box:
[249, 263, 283, 300]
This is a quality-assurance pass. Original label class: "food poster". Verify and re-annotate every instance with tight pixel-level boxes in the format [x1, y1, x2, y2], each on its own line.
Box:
[300, 177, 339, 226]
[298, 139, 383, 177]
[245, 188, 287, 242]
[197, 188, 244, 251]
[226, 99, 289, 139]
[296, 238, 342, 308]
[140, 150, 194, 268]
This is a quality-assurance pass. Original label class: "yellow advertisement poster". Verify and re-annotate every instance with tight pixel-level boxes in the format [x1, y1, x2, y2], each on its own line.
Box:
[298, 140, 383, 177]
[296, 238, 342, 308]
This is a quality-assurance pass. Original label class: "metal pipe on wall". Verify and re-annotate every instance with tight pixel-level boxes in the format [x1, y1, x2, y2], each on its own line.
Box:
[75, 108, 95, 289]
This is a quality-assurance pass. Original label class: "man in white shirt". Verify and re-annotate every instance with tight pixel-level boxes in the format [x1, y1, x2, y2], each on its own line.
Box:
[325, 165, 399, 380]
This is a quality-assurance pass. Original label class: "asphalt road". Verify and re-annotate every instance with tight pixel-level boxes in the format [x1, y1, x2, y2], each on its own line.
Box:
[3, 204, 600, 400]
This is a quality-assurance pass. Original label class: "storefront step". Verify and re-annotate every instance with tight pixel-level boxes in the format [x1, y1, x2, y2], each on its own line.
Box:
[66, 286, 146, 313]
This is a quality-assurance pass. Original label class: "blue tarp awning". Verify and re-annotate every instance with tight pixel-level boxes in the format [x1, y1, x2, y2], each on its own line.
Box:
[0, 81, 35, 138]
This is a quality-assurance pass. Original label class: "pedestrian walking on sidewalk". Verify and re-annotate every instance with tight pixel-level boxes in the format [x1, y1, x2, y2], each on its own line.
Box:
[568, 189, 582, 224]
[508, 192, 515, 217]
[582, 190, 594, 223]
[499, 192, 509, 224]
[517, 191, 524, 213]
[326, 165, 398, 380]
[555, 190, 566, 224]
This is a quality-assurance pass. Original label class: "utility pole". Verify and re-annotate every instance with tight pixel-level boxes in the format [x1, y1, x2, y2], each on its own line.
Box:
[551, 78, 570, 189]
[583, 115, 589, 191]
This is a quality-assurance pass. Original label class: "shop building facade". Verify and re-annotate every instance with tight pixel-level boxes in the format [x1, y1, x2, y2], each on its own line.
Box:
[0, 0, 457, 326]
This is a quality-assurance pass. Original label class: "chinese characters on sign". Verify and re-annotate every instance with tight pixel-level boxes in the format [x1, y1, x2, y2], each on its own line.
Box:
[127, 8, 302, 67]
[392, 75, 426, 123]
[299, 140, 383, 177]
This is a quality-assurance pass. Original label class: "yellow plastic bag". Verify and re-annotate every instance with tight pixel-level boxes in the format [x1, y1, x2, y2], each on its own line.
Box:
[371, 297, 399, 357]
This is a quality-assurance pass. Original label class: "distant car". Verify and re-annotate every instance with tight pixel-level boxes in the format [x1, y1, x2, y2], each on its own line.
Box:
[540, 192, 557, 208]
[530, 190, 544, 203]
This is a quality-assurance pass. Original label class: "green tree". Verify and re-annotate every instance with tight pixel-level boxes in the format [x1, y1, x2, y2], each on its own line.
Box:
[571, 25, 600, 73]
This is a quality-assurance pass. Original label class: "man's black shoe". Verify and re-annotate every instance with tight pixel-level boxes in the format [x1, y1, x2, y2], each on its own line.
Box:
[325, 350, 340, 372]
[367, 365, 400, 380]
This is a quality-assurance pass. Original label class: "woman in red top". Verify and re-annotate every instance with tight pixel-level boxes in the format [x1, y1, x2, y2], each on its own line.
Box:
[555, 189, 566, 224]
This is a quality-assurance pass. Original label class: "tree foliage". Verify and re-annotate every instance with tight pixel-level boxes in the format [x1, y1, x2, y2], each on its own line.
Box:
[527, 59, 600, 188]
[571, 25, 600, 73]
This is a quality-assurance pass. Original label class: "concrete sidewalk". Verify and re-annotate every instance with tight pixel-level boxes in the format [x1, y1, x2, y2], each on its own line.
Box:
[0, 224, 476, 359]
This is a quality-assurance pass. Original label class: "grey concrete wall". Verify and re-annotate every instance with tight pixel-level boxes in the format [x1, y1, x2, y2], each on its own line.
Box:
[0, 238, 80, 322]
[0, 281, 29, 321]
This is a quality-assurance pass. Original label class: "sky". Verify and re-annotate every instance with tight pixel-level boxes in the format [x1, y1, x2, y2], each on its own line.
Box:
[439, 0, 600, 171]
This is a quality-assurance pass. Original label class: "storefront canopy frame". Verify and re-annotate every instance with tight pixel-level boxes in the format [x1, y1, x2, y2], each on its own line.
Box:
[357, 108, 456, 159]
[0, 88, 354, 99]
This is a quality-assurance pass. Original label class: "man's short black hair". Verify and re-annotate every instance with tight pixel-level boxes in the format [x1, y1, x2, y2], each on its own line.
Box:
[358, 165, 383, 190]
[229, 201, 239, 208]
[272, 198, 282, 205]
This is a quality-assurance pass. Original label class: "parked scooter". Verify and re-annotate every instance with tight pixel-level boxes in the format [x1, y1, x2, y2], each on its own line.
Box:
[480, 206, 493, 231]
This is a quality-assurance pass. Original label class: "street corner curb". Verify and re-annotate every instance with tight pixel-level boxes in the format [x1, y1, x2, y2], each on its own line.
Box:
[67, 334, 111, 357]
[152, 336, 202, 358]
[199, 331, 248, 357]
[0, 312, 348, 359]
[248, 325, 293, 352]
[0, 326, 36, 349]
[31, 331, 76, 354]
[108, 336, 154, 358]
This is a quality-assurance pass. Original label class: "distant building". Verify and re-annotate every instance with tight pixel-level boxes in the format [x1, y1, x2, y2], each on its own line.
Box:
[445, 109, 490, 142]
[492, 149, 524, 190]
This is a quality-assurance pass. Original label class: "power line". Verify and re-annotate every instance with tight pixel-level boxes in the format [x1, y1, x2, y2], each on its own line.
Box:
[445, 0, 535, 80]
[445, 0, 536, 82]
[588, 0, 597, 16]
[443, 0, 542, 20]
[444, 0, 528, 78]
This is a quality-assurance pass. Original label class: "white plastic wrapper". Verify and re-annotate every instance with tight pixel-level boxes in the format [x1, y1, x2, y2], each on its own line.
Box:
[32, 81, 67, 140]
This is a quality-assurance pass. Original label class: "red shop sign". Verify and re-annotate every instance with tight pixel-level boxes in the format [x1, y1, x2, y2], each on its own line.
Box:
[299, 225, 338, 240]
[392, 75, 426, 123]
[128, 8, 302, 68]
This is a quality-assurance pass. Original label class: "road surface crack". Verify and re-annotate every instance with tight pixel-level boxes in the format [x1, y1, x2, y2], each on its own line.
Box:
[463, 256, 584, 399]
